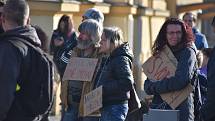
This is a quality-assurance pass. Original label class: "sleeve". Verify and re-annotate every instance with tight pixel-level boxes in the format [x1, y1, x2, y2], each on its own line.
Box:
[144, 78, 157, 95]
[0, 42, 22, 120]
[144, 48, 196, 95]
[103, 56, 134, 96]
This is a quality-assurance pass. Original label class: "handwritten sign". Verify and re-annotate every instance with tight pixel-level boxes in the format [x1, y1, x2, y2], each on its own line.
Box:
[84, 86, 102, 116]
[142, 45, 193, 109]
[62, 57, 98, 81]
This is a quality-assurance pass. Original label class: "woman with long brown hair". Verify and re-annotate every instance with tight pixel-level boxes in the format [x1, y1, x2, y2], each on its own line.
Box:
[144, 18, 197, 121]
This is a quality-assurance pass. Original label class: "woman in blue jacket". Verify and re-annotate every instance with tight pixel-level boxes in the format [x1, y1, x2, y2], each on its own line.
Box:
[96, 27, 134, 121]
[144, 18, 197, 121]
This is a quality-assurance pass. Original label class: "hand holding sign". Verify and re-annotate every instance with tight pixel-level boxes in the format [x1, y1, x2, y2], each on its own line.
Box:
[84, 86, 103, 116]
[142, 45, 193, 109]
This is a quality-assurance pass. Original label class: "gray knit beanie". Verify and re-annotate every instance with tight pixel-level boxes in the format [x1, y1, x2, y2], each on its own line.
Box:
[83, 8, 104, 24]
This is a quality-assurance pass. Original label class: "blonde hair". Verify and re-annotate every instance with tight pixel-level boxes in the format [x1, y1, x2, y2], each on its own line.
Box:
[103, 27, 124, 53]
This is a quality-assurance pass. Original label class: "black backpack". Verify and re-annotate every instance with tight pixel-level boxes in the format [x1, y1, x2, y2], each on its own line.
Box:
[7, 36, 54, 118]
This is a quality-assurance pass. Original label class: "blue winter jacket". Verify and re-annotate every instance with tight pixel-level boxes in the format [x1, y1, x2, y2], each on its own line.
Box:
[193, 28, 208, 50]
[144, 45, 197, 121]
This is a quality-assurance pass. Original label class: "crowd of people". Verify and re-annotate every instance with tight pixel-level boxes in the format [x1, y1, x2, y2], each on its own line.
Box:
[0, 0, 215, 121]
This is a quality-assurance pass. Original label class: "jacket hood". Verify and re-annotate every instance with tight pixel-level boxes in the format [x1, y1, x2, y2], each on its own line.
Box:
[110, 42, 133, 61]
[0, 25, 41, 46]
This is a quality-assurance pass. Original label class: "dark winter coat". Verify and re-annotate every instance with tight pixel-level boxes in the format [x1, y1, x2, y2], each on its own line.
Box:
[144, 45, 197, 121]
[96, 43, 134, 106]
[0, 26, 41, 121]
[201, 46, 215, 121]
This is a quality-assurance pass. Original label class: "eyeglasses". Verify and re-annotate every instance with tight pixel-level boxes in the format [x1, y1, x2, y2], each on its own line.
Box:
[167, 31, 182, 36]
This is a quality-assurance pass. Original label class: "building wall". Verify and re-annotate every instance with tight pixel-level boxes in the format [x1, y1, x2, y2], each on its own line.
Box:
[177, 0, 203, 5]
[30, 15, 54, 39]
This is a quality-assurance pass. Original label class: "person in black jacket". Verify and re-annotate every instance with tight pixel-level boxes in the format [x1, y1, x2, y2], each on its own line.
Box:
[96, 27, 134, 121]
[201, 47, 215, 121]
[144, 18, 197, 121]
[0, 0, 45, 120]
[201, 16, 215, 121]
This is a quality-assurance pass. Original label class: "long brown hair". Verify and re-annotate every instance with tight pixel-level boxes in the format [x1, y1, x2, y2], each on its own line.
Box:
[152, 18, 194, 55]
[56, 14, 74, 36]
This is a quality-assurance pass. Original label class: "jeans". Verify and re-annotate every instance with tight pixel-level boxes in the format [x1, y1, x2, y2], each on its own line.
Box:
[61, 103, 100, 121]
[62, 103, 79, 121]
[100, 103, 128, 121]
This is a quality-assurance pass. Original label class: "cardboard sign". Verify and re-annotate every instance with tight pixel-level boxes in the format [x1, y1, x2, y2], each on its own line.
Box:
[84, 86, 103, 116]
[142, 45, 193, 109]
[63, 57, 98, 81]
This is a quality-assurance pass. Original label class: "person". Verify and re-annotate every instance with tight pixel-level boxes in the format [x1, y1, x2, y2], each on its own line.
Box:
[95, 27, 134, 121]
[183, 12, 208, 50]
[201, 16, 215, 121]
[197, 48, 213, 76]
[33, 25, 51, 121]
[196, 49, 212, 105]
[144, 18, 197, 121]
[59, 8, 104, 121]
[0, 0, 53, 120]
[33, 25, 49, 53]
[60, 19, 103, 121]
[195, 49, 213, 121]
[50, 14, 77, 78]
[82, 8, 104, 24]
[33, 25, 61, 121]
[0, 0, 5, 34]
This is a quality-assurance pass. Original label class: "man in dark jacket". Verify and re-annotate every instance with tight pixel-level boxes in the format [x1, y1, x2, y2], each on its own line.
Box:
[0, 0, 42, 120]
[201, 47, 215, 121]
[201, 16, 215, 121]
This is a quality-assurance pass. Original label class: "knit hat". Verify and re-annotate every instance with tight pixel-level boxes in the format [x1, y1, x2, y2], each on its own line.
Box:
[83, 8, 104, 24]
